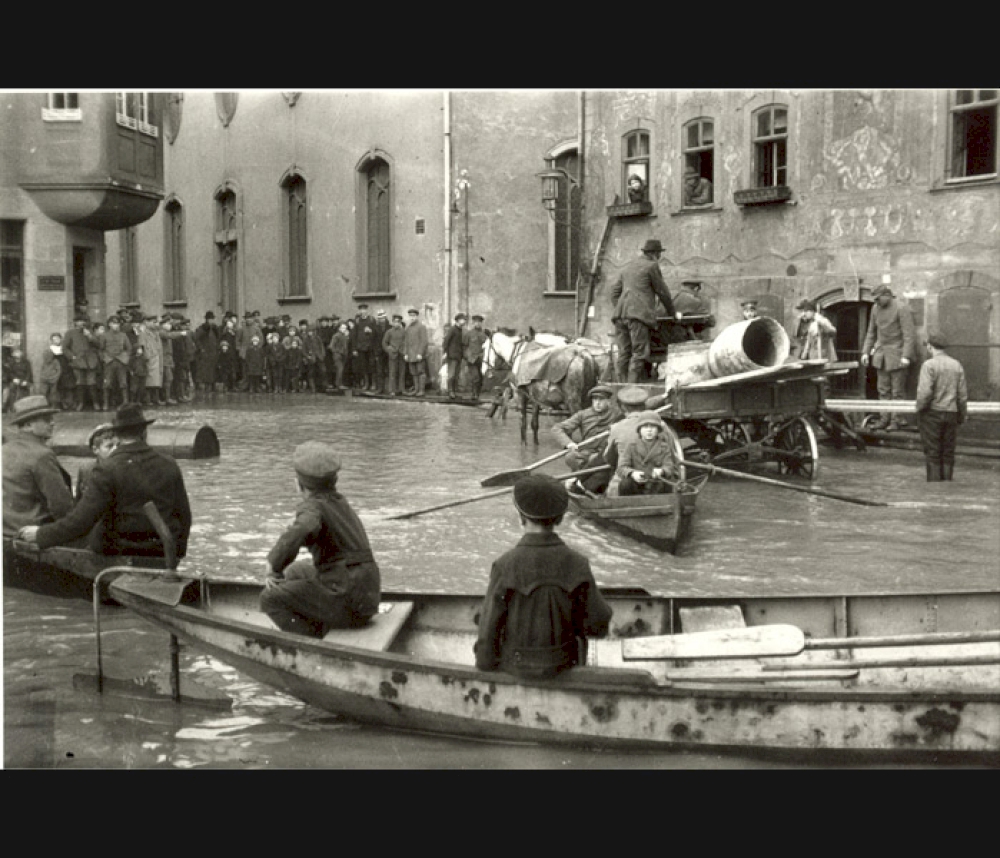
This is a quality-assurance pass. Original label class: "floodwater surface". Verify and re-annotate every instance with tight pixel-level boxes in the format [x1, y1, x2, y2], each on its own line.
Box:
[4, 395, 1000, 768]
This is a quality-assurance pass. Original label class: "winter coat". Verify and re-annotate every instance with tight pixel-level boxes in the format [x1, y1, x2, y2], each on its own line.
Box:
[862, 298, 916, 371]
[610, 256, 675, 329]
[193, 322, 220, 384]
[2, 432, 74, 538]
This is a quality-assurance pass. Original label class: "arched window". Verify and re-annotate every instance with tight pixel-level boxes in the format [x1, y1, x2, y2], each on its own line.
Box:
[164, 198, 185, 302]
[752, 104, 788, 188]
[551, 149, 580, 293]
[682, 118, 715, 207]
[360, 156, 392, 294]
[622, 129, 650, 202]
[214, 187, 239, 315]
[281, 172, 308, 297]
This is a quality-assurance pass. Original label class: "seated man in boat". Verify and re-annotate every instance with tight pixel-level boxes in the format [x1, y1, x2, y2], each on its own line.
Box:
[616, 413, 680, 496]
[260, 441, 381, 638]
[474, 474, 612, 680]
[551, 383, 621, 495]
[2, 395, 74, 542]
[17, 403, 192, 561]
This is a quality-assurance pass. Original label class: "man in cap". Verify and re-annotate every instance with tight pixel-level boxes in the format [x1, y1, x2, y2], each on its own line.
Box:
[551, 383, 622, 494]
[350, 304, 378, 390]
[442, 313, 468, 398]
[741, 299, 759, 320]
[62, 314, 100, 411]
[371, 309, 391, 393]
[610, 239, 676, 383]
[138, 314, 164, 407]
[683, 167, 713, 207]
[403, 308, 429, 396]
[603, 386, 655, 476]
[791, 299, 838, 362]
[915, 332, 968, 482]
[18, 403, 192, 561]
[2, 396, 74, 540]
[673, 280, 715, 341]
[474, 473, 612, 679]
[260, 441, 381, 637]
[861, 275, 916, 431]
[381, 313, 407, 396]
[463, 314, 489, 400]
[100, 315, 132, 410]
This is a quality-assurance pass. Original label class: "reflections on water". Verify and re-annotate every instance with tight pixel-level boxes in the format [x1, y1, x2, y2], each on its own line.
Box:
[6, 396, 1000, 768]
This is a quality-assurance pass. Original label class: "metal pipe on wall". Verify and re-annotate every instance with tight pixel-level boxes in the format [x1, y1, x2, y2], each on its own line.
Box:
[443, 91, 453, 321]
[576, 91, 586, 336]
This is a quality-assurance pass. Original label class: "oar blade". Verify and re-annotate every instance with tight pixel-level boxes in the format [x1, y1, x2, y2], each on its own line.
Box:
[480, 468, 529, 488]
[622, 624, 806, 661]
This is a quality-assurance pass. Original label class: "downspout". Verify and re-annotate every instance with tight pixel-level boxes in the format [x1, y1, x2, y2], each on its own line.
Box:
[576, 90, 586, 337]
[443, 91, 453, 321]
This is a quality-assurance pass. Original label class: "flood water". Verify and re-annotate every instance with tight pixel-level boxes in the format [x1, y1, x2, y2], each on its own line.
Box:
[4, 393, 1000, 768]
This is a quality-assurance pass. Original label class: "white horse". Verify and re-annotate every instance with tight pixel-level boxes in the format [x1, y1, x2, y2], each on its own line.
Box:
[483, 329, 605, 444]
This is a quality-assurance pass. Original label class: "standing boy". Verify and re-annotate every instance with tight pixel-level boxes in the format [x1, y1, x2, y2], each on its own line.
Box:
[382, 314, 406, 396]
[403, 308, 428, 396]
[442, 312, 467, 398]
[915, 332, 968, 482]
[464, 314, 489, 400]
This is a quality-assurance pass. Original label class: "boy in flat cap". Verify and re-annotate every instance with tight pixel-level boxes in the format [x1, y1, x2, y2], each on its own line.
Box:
[260, 441, 381, 637]
[463, 315, 489, 400]
[474, 474, 612, 679]
[915, 332, 968, 482]
[441, 313, 468, 398]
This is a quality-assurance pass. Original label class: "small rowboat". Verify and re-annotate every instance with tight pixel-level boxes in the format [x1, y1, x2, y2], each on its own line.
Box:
[105, 572, 1000, 762]
[567, 474, 708, 554]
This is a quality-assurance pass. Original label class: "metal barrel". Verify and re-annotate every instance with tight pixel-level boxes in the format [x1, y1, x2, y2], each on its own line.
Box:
[707, 317, 790, 378]
[50, 423, 220, 459]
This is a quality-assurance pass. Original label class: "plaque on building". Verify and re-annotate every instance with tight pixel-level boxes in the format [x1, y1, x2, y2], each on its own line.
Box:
[38, 275, 66, 291]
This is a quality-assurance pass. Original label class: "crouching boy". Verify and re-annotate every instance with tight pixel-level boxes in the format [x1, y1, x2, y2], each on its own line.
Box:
[474, 474, 612, 679]
[260, 441, 381, 638]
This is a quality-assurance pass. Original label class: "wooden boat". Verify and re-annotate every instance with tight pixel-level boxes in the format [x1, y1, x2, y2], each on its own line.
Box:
[4, 539, 165, 602]
[567, 473, 708, 554]
[105, 571, 1000, 762]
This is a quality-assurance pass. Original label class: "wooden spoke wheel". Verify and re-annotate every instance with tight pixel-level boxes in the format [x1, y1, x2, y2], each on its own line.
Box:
[709, 418, 753, 468]
[775, 416, 820, 480]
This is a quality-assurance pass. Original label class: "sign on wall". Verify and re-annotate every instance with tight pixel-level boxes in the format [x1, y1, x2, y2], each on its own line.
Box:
[38, 275, 66, 291]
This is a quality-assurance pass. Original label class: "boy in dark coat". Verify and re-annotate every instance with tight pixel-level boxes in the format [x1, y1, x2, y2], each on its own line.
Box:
[474, 474, 612, 679]
[129, 345, 149, 404]
[244, 334, 266, 393]
[260, 441, 381, 638]
[216, 339, 238, 392]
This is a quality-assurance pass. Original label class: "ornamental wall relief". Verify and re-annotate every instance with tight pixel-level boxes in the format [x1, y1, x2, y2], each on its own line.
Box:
[811, 124, 913, 192]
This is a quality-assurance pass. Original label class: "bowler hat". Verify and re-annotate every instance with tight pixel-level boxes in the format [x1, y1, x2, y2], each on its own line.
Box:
[589, 384, 614, 400]
[796, 299, 817, 312]
[617, 386, 649, 407]
[454, 313, 467, 321]
[293, 441, 342, 485]
[641, 239, 664, 254]
[205, 311, 216, 320]
[513, 474, 569, 521]
[357, 303, 369, 310]
[110, 403, 156, 431]
[9, 395, 60, 426]
[927, 331, 950, 349]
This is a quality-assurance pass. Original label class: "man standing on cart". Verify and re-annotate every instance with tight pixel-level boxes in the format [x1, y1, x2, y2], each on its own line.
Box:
[860, 275, 916, 432]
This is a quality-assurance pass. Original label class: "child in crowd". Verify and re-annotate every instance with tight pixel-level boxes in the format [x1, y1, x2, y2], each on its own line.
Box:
[264, 332, 284, 393]
[245, 334, 266, 393]
[474, 474, 612, 679]
[129, 344, 148, 404]
[40, 333, 64, 409]
[259, 441, 381, 638]
[615, 414, 680, 496]
[3, 346, 33, 412]
[216, 339, 238, 392]
[283, 335, 304, 392]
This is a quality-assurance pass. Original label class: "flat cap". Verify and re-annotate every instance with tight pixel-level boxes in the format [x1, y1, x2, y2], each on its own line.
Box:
[293, 441, 342, 480]
[513, 474, 569, 521]
[589, 384, 614, 399]
[926, 331, 950, 349]
[796, 299, 817, 312]
[617, 385, 649, 407]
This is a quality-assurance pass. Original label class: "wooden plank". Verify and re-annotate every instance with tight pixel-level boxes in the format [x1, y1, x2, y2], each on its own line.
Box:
[665, 668, 859, 683]
[322, 601, 414, 652]
[825, 399, 1000, 415]
[682, 361, 831, 391]
[679, 605, 747, 633]
[622, 624, 805, 661]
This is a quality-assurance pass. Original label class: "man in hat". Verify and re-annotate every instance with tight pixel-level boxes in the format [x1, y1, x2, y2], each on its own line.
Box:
[297, 318, 326, 393]
[673, 280, 715, 341]
[915, 332, 968, 482]
[381, 313, 407, 396]
[610, 239, 676, 383]
[18, 403, 192, 561]
[861, 275, 916, 431]
[371, 309, 390, 393]
[349, 304, 378, 390]
[441, 313, 468, 398]
[552, 383, 621, 494]
[463, 314, 489, 400]
[2, 396, 74, 540]
[403, 308, 429, 396]
[791, 299, 838, 362]
[260, 441, 381, 637]
[62, 314, 100, 411]
[683, 167, 713, 207]
[741, 299, 759, 320]
[193, 311, 220, 399]
[138, 314, 164, 407]
[100, 315, 132, 410]
[474, 474, 612, 679]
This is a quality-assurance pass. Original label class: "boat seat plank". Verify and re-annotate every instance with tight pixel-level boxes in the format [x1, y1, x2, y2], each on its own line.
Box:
[679, 605, 747, 633]
[322, 601, 414, 651]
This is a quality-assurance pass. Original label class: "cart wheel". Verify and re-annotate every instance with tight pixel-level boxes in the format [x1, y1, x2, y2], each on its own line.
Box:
[711, 419, 753, 467]
[775, 416, 819, 480]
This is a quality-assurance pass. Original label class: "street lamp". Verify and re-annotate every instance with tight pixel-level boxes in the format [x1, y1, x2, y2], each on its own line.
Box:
[537, 167, 579, 216]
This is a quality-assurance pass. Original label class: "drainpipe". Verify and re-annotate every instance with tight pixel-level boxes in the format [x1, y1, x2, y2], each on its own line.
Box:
[443, 91, 453, 321]
[576, 90, 586, 336]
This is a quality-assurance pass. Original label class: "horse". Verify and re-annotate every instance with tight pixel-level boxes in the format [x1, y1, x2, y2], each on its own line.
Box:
[483, 329, 605, 444]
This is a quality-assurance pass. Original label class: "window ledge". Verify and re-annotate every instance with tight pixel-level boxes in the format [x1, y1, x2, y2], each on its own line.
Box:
[606, 200, 654, 218]
[162, 300, 188, 308]
[277, 295, 313, 304]
[670, 205, 723, 217]
[351, 293, 397, 301]
[41, 109, 82, 122]
[734, 186, 793, 207]
[930, 175, 999, 193]
[543, 291, 577, 298]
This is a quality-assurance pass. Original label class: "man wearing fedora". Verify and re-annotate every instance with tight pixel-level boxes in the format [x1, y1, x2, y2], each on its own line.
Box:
[610, 239, 677, 383]
[861, 275, 916, 431]
[915, 332, 968, 482]
[2, 396, 74, 540]
[18, 403, 192, 561]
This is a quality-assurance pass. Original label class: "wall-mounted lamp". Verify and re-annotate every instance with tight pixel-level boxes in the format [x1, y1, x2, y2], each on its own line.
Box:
[537, 167, 579, 213]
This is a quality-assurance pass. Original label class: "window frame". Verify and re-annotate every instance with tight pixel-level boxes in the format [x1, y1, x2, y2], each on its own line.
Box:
[621, 129, 651, 204]
[164, 198, 186, 304]
[751, 103, 789, 189]
[42, 92, 81, 122]
[116, 91, 159, 138]
[354, 152, 395, 298]
[946, 89, 998, 182]
[682, 117, 716, 208]
[280, 170, 310, 299]
[543, 145, 581, 295]
[120, 226, 138, 306]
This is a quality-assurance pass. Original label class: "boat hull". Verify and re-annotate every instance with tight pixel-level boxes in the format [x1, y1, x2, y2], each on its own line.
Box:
[108, 576, 1000, 761]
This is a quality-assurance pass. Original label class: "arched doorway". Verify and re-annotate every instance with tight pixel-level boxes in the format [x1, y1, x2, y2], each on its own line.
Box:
[818, 297, 877, 399]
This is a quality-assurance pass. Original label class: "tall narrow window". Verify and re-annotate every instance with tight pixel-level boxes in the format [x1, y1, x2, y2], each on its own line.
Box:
[682, 118, 715, 206]
[283, 173, 309, 297]
[42, 93, 80, 121]
[622, 130, 650, 203]
[215, 189, 239, 315]
[363, 158, 391, 293]
[949, 90, 998, 180]
[752, 105, 788, 188]
[121, 227, 138, 305]
[164, 199, 185, 302]
[553, 150, 580, 293]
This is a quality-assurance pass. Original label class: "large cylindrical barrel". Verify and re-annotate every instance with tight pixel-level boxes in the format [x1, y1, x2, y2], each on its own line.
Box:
[50, 424, 220, 459]
[707, 318, 790, 377]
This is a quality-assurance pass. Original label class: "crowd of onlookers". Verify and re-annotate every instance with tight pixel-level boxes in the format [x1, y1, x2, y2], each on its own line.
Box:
[2, 303, 491, 413]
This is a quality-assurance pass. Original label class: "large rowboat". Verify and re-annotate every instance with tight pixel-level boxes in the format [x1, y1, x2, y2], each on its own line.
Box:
[106, 570, 1000, 762]
[567, 474, 707, 554]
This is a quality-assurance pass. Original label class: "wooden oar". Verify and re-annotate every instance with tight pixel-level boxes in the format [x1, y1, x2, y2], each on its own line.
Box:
[142, 501, 183, 702]
[681, 459, 889, 507]
[387, 464, 611, 521]
[622, 624, 806, 661]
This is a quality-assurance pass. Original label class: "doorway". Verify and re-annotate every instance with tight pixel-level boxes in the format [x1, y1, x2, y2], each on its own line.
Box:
[822, 299, 877, 399]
